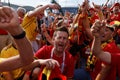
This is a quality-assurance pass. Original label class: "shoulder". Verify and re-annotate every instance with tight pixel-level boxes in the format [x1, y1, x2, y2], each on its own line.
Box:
[65, 51, 75, 60]
[22, 13, 36, 21]
[41, 45, 53, 50]
[104, 41, 119, 53]
[35, 45, 53, 57]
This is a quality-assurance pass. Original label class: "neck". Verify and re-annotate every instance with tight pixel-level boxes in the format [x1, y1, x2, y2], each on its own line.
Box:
[53, 49, 64, 57]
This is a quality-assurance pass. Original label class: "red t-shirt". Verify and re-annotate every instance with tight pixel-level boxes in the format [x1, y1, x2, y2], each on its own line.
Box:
[103, 41, 119, 80]
[90, 41, 120, 80]
[34, 45, 75, 80]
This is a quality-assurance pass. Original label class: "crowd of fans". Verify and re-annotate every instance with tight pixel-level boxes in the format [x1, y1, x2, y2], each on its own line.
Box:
[0, 0, 120, 80]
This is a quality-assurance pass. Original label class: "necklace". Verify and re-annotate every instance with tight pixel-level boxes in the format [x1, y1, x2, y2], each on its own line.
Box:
[50, 48, 65, 73]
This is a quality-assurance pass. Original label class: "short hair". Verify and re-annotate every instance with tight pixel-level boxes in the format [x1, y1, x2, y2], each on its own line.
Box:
[53, 26, 69, 37]
[17, 7, 26, 14]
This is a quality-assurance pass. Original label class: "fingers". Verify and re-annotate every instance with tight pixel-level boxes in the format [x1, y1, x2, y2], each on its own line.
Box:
[91, 20, 101, 34]
[54, 4, 60, 9]
[2, 6, 13, 21]
[0, 6, 13, 23]
[49, 4, 60, 9]
[91, 26, 99, 34]
[45, 59, 60, 70]
[0, 6, 20, 30]
[91, 20, 107, 38]
[46, 60, 53, 69]
[51, 59, 60, 67]
[91, 20, 101, 30]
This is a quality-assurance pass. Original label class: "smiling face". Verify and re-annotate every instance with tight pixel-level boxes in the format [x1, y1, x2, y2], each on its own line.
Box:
[100, 27, 114, 42]
[53, 31, 69, 54]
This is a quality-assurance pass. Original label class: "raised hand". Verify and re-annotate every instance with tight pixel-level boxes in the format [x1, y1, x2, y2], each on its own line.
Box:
[81, 0, 90, 13]
[92, 2, 101, 11]
[91, 20, 106, 38]
[48, 4, 60, 10]
[0, 6, 19, 31]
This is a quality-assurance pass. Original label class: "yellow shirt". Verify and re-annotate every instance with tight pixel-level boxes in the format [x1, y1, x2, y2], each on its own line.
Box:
[21, 13, 38, 41]
[0, 58, 6, 80]
[0, 46, 18, 58]
[0, 46, 24, 79]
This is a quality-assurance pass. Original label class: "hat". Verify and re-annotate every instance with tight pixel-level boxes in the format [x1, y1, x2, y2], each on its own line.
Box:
[110, 3, 120, 11]
[106, 24, 115, 32]
[109, 21, 120, 26]
[114, 3, 120, 7]
[109, 21, 120, 31]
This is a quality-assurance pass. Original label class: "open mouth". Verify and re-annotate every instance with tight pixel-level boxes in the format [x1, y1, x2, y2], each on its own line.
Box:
[58, 43, 64, 49]
[101, 34, 105, 38]
[100, 35, 106, 40]
[58, 43, 64, 47]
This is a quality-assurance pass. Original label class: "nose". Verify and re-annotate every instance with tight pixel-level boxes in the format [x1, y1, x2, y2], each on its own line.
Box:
[59, 38, 64, 42]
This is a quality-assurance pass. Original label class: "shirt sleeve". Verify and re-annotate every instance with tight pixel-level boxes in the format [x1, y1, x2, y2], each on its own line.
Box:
[34, 45, 46, 59]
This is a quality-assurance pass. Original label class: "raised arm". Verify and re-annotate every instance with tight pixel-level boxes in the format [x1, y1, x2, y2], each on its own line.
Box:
[91, 20, 111, 64]
[0, 6, 34, 72]
[41, 23, 53, 45]
[92, 2, 104, 20]
[28, 4, 60, 17]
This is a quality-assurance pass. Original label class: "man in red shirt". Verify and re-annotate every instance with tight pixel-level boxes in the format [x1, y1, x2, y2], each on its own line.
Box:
[34, 25, 75, 80]
[91, 20, 120, 80]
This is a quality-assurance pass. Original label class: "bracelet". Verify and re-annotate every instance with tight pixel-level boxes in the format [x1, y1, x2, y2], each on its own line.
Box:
[12, 31, 26, 39]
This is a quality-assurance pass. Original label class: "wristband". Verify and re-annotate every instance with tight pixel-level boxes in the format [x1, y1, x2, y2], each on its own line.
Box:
[12, 31, 26, 39]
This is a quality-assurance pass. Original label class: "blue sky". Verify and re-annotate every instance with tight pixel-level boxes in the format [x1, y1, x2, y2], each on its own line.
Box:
[1, 0, 119, 7]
